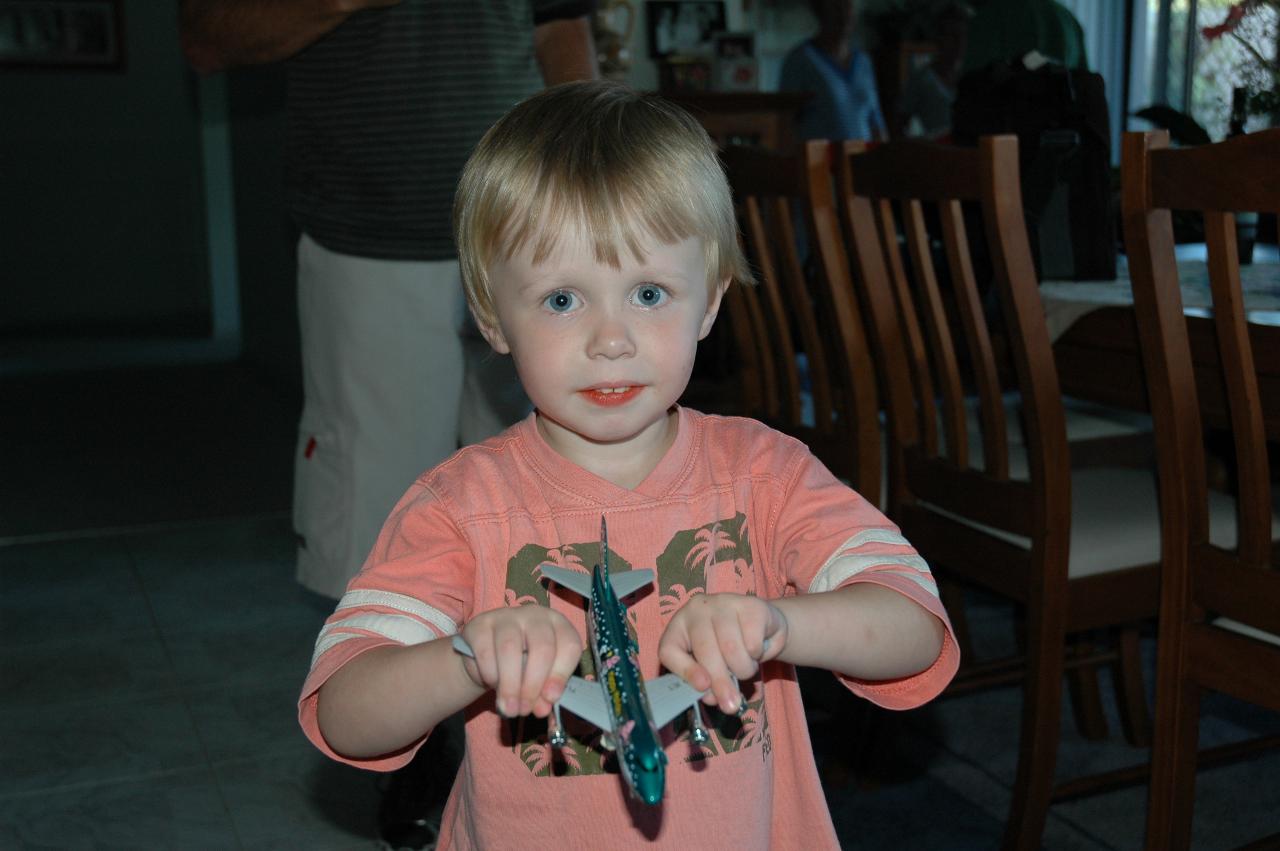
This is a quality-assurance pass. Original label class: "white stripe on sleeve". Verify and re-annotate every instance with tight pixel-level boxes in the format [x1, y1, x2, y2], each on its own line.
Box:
[808, 528, 936, 595]
[335, 589, 458, 637]
[310, 611, 442, 671]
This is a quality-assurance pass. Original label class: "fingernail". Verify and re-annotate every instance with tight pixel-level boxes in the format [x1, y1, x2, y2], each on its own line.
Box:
[498, 698, 513, 717]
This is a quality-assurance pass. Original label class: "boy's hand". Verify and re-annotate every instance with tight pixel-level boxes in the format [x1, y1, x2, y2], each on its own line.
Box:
[458, 606, 583, 719]
[658, 593, 788, 714]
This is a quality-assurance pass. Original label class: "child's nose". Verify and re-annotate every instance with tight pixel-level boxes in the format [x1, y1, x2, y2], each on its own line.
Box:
[586, 312, 636, 359]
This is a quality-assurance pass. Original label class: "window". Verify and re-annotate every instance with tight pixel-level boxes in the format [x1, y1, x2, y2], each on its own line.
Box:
[1132, 0, 1278, 140]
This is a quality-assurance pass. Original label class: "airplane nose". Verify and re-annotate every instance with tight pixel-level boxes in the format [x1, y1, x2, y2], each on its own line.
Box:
[637, 764, 665, 805]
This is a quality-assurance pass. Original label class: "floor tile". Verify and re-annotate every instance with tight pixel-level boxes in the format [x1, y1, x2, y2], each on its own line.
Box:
[213, 749, 382, 851]
[0, 765, 239, 850]
[161, 614, 325, 693]
[0, 692, 205, 798]
[189, 678, 316, 766]
[0, 536, 153, 643]
[0, 626, 178, 710]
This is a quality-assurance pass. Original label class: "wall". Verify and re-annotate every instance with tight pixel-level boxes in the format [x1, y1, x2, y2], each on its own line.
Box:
[224, 67, 300, 393]
[618, 0, 820, 92]
[0, 1, 210, 339]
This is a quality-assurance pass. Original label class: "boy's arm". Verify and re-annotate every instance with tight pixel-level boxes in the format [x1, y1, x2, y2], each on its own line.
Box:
[316, 637, 482, 760]
[659, 584, 946, 715]
[315, 601, 583, 760]
[533, 15, 598, 86]
[771, 582, 945, 679]
[178, 0, 401, 74]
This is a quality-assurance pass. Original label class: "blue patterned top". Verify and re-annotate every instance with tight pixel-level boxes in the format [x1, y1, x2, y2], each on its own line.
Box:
[779, 41, 885, 142]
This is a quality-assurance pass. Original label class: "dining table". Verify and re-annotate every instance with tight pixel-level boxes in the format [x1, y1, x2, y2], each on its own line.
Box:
[1044, 249, 1280, 434]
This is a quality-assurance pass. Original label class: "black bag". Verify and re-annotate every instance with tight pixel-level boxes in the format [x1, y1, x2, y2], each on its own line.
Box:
[952, 60, 1116, 281]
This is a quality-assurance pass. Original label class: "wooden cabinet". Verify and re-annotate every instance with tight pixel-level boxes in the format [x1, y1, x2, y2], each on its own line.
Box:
[659, 92, 811, 151]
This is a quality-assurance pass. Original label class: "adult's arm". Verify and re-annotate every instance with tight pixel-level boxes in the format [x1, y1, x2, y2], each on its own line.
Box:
[178, 0, 401, 74]
[533, 15, 599, 86]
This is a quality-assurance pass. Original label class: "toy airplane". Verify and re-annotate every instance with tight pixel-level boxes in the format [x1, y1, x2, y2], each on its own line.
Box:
[452, 516, 713, 805]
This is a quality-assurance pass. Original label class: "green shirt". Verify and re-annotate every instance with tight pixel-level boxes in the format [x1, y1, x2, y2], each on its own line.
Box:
[962, 0, 1089, 74]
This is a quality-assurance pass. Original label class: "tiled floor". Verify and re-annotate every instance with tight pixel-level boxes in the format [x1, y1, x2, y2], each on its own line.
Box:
[2, 363, 1277, 849]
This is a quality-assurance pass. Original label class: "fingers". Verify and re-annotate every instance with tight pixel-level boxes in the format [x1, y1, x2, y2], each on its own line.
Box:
[659, 594, 785, 716]
[515, 618, 555, 717]
[542, 616, 585, 712]
[461, 607, 582, 719]
[691, 609, 744, 713]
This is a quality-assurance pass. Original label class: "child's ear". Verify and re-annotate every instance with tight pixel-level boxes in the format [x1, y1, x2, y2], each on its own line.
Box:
[698, 277, 731, 341]
[477, 316, 511, 355]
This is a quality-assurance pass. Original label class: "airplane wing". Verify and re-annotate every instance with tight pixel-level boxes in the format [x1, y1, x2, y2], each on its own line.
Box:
[556, 674, 613, 732]
[537, 564, 592, 599]
[608, 568, 654, 600]
[540, 564, 655, 602]
[645, 673, 709, 729]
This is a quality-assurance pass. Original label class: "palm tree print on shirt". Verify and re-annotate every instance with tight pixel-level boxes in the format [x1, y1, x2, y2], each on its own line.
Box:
[501, 514, 770, 778]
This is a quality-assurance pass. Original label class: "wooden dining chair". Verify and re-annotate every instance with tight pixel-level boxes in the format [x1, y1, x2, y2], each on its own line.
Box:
[1123, 128, 1280, 851]
[837, 134, 1172, 849]
[719, 141, 882, 506]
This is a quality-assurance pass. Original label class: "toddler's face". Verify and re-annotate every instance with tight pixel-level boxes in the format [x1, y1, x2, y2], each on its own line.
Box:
[481, 229, 726, 469]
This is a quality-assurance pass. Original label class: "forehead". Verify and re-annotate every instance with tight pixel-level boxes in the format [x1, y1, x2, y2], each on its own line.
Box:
[495, 229, 705, 280]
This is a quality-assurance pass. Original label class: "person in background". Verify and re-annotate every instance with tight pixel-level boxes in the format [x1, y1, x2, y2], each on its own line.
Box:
[961, 0, 1088, 72]
[897, 0, 973, 140]
[299, 80, 957, 850]
[779, 0, 887, 142]
[178, 3, 597, 848]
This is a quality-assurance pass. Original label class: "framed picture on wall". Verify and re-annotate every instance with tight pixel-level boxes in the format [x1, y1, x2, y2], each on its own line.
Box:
[0, 0, 124, 70]
[646, 0, 726, 59]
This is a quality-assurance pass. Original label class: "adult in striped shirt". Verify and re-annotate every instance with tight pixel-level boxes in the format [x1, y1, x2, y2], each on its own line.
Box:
[179, 2, 598, 847]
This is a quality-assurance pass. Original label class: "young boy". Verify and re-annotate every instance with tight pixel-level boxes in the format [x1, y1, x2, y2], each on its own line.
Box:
[299, 80, 958, 849]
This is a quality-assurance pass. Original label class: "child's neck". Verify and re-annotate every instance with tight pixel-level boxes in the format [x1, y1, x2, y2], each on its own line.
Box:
[535, 409, 679, 490]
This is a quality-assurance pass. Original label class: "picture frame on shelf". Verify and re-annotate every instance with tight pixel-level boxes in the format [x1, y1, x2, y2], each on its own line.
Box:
[645, 0, 726, 59]
[0, 0, 124, 70]
[659, 55, 713, 93]
[714, 31, 757, 91]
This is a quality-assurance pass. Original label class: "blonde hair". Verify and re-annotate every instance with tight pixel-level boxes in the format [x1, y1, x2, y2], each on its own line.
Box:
[454, 80, 753, 329]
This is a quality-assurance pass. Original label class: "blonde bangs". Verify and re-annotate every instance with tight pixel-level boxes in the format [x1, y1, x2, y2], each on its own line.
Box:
[456, 82, 752, 328]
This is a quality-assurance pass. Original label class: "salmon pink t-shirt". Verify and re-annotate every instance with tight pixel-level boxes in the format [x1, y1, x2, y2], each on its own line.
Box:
[299, 408, 958, 850]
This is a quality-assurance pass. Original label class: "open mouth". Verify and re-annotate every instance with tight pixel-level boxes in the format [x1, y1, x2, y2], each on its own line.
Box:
[582, 386, 641, 406]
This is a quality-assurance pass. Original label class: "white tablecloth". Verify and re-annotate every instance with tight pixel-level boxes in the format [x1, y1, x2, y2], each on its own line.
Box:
[1041, 257, 1280, 342]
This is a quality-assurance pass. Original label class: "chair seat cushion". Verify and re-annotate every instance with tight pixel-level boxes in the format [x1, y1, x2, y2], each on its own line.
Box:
[918, 467, 1279, 579]
[959, 395, 1150, 480]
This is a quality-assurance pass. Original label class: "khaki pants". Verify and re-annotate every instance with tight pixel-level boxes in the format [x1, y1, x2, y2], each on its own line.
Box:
[292, 234, 527, 599]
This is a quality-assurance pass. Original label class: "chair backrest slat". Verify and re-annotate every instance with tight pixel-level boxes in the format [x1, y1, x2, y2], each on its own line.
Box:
[939, 198, 1010, 479]
[873, 197, 940, 455]
[773, 193, 835, 428]
[741, 195, 798, 423]
[721, 141, 882, 505]
[1204, 211, 1270, 566]
[903, 198, 969, 467]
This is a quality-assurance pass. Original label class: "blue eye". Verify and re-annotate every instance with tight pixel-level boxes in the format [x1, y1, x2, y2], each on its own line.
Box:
[632, 284, 668, 308]
[544, 290, 579, 313]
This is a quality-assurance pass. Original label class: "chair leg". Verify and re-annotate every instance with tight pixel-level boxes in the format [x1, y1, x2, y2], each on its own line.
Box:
[1002, 602, 1066, 851]
[1112, 625, 1152, 748]
[1144, 629, 1200, 851]
[1066, 637, 1109, 741]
